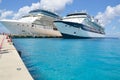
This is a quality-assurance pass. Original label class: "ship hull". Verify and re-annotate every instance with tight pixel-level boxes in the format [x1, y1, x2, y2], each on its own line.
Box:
[54, 21, 105, 38]
[0, 20, 62, 37]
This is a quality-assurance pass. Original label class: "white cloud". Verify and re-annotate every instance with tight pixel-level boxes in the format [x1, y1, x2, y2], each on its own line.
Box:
[0, 10, 13, 20]
[0, 0, 1, 3]
[13, 0, 73, 19]
[95, 4, 120, 27]
[0, 2, 40, 19]
[0, 0, 73, 19]
[13, 2, 40, 19]
[39, 0, 73, 12]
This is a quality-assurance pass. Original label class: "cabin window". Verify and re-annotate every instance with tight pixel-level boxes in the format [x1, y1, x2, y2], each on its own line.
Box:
[22, 30, 25, 32]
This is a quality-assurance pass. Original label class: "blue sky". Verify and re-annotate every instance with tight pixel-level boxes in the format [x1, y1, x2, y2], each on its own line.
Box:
[0, 0, 120, 37]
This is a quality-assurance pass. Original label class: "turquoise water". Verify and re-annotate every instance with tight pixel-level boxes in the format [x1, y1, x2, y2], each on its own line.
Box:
[13, 38, 120, 80]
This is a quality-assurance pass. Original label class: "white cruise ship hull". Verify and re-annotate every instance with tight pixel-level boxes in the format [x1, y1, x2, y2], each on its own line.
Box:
[54, 21, 105, 38]
[0, 20, 62, 37]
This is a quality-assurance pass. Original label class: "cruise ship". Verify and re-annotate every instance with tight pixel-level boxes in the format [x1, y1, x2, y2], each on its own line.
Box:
[0, 9, 62, 37]
[54, 12, 105, 38]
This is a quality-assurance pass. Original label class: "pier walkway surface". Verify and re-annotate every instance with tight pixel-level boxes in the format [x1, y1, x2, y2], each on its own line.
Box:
[0, 35, 33, 80]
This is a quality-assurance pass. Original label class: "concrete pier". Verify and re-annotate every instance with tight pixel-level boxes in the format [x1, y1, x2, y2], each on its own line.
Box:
[0, 35, 33, 80]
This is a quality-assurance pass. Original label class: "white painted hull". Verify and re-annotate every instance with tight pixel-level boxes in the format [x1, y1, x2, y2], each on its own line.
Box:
[0, 20, 62, 37]
[54, 21, 105, 38]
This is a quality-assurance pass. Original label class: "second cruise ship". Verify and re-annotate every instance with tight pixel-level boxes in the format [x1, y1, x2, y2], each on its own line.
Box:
[0, 9, 62, 37]
[54, 12, 105, 38]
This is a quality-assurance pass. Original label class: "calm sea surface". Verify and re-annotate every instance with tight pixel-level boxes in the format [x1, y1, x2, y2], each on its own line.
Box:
[13, 38, 120, 80]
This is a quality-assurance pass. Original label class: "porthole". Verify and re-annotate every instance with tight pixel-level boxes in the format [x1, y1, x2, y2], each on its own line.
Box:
[32, 24, 34, 27]
[74, 32, 76, 34]
[22, 30, 25, 32]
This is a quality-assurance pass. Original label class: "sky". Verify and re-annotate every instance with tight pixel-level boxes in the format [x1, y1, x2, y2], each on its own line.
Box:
[0, 0, 120, 37]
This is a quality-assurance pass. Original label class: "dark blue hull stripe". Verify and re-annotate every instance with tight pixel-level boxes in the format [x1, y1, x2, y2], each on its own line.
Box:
[61, 33, 104, 39]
